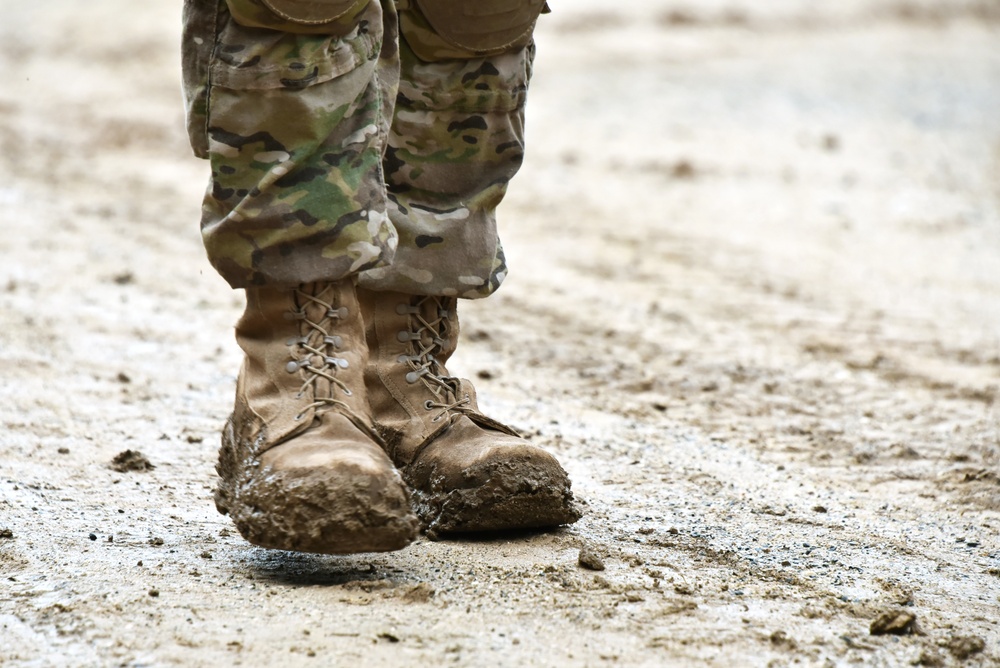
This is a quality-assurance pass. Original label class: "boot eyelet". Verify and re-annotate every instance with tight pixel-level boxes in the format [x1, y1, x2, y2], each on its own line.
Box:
[295, 392, 304, 399]
[343, 388, 353, 397]
[424, 400, 433, 411]
[431, 415, 442, 423]
[294, 413, 304, 421]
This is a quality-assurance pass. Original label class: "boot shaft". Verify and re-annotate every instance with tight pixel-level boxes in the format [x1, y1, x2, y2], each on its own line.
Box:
[360, 289, 460, 460]
[236, 281, 373, 453]
[359, 288, 519, 464]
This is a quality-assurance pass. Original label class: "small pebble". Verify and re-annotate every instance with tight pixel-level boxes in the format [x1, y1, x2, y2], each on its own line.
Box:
[578, 546, 605, 571]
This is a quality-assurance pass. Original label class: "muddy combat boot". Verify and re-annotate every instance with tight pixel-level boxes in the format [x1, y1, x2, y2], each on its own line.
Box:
[214, 281, 419, 554]
[359, 289, 581, 537]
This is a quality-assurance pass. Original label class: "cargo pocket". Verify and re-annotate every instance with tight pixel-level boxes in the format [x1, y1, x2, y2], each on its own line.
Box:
[198, 0, 395, 289]
[208, 8, 378, 92]
[181, 0, 374, 159]
[199, 0, 381, 155]
[400, 0, 547, 61]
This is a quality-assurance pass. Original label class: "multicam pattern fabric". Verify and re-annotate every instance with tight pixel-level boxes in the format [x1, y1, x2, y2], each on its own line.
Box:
[182, 0, 538, 297]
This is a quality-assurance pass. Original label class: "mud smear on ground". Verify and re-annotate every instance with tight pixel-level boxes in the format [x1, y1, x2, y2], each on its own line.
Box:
[1, 0, 998, 666]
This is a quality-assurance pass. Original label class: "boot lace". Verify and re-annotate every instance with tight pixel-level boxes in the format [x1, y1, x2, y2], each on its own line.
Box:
[395, 296, 472, 423]
[284, 284, 354, 421]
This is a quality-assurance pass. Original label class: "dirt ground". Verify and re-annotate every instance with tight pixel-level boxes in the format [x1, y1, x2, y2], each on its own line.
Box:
[2, 1, 999, 666]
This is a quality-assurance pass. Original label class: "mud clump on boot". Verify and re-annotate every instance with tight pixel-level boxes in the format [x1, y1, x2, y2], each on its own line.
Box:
[110, 450, 155, 473]
[409, 450, 582, 538]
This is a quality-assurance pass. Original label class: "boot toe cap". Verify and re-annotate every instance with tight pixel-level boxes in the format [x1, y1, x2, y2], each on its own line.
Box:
[221, 421, 420, 554]
[407, 416, 582, 536]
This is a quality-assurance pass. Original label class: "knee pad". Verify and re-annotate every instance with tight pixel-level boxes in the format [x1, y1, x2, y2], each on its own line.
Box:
[401, 0, 547, 61]
[226, 0, 370, 34]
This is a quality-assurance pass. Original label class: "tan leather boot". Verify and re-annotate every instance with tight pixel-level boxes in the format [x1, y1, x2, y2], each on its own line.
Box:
[215, 281, 419, 554]
[359, 289, 581, 537]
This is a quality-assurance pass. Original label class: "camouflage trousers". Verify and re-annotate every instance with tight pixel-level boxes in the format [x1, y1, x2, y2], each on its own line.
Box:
[182, 0, 545, 297]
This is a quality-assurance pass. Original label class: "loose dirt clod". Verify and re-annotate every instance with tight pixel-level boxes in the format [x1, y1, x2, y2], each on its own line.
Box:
[914, 649, 945, 667]
[401, 582, 435, 604]
[578, 545, 605, 571]
[770, 630, 797, 649]
[0, 528, 13, 539]
[869, 609, 917, 635]
[945, 635, 985, 660]
[110, 450, 154, 472]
